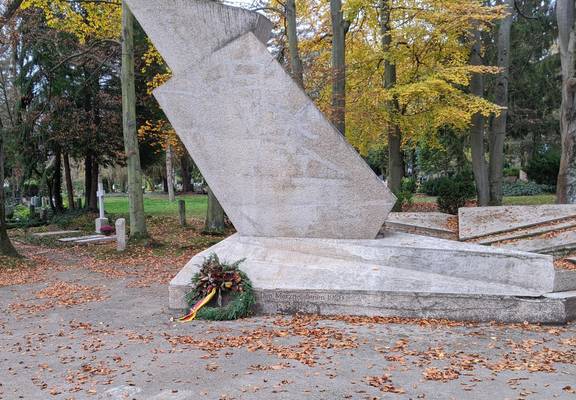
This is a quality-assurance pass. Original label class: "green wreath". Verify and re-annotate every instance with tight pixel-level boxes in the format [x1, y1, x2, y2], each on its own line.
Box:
[186, 253, 255, 321]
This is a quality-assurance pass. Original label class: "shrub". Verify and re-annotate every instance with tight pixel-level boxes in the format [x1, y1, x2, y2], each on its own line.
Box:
[502, 181, 544, 197]
[503, 167, 520, 177]
[421, 176, 451, 196]
[392, 177, 416, 211]
[526, 150, 560, 185]
[436, 174, 475, 215]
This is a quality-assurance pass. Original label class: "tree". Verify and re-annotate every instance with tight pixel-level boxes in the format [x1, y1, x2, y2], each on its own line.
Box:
[204, 186, 225, 234]
[286, 0, 304, 87]
[556, 0, 576, 203]
[470, 29, 490, 206]
[379, 0, 402, 192]
[330, 0, 349, 134]
[488, 0, 513, 205]
[121, 0, 147, 237]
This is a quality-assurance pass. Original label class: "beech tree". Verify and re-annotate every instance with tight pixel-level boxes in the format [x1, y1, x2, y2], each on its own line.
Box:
[556, 0, 576, 203]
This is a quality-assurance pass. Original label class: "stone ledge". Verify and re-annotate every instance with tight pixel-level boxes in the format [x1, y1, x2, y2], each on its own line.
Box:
[253, 289, 575, 324]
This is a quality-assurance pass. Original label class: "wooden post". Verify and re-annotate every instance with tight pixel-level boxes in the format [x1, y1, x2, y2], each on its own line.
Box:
[178, 200, 186, 226]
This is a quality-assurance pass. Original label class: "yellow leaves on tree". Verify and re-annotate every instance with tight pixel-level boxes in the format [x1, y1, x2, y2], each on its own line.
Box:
[21, 0, 121, 42]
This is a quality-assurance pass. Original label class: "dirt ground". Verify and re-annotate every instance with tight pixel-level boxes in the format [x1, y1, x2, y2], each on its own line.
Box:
[1, 242, 576, 400]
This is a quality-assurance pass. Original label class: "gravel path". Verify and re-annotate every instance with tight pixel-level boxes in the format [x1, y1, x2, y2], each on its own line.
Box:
[1, 248, 575, 400]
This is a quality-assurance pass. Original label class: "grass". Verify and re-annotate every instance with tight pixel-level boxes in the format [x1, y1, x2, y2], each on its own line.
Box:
[104, 193, 207, 217]
[414, 193, 556, 206]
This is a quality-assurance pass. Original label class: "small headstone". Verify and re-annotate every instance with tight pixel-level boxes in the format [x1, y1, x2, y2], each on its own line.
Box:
[519, 170, 528, 182]
[41, 197, 48, 208]
[178, 200, 186, 226]
[116, 218, 126, 252]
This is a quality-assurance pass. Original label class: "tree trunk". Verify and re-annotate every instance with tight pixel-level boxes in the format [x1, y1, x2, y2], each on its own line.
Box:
[0, 121, 18, 257]
[470, 29, 490, 206]
[180, 153, 192, 192]
[166, 142, 175, 201]
[286, 0, 304, 87]
[84, 153, 92, 209]
[122, 1, 148, 237]
[52, 148, 64, 213]
[380, 0, 403, 193]
[204, 186, 225, 234]
[330, 0, 347, 135]
[488, 0, 513, 206]
[63, 153, 75, 209]
[89, 160, 98, 211]
[556, 0, 576, 203]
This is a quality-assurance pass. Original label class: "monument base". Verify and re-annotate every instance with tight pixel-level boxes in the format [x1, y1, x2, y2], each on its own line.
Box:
[170, 233, 576, 323]
[95, 217, 109, 234]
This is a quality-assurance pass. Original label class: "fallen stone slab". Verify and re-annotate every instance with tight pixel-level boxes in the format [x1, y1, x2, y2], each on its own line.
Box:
[383, 212, 456, 240]
[73, 236, 116, 245]
[31, 230, 81, 238]
[496, 230, 576, 255]
[476, 218, 576, 245]
[459, 204, 576, 241]
[59, 234, 104, 243]
[170, 233, 557, 316]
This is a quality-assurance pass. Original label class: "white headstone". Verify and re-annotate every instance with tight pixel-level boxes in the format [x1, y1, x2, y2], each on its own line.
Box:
[95, 179, 109, 233]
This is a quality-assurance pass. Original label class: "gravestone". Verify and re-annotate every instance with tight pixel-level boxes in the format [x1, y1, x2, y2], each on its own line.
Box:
[95, 179, 109, 233]
[115, 218, 126, 252]
[127, 0, 575, 322]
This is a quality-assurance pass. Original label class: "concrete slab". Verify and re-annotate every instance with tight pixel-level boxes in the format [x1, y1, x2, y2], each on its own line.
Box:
[459, 204, 576, 240]
[74, 236, 116, 245]
[496, 230, 576, 255]
[384, 212, 456, 239]
[476, 218, 576, 244]
[125, 0, 273, 75]
[153, 31, 395, 239]
[254, 289, 576, 324]
[169, 233, 556, 310]
[554, 269, 576, 292]
[31, 230, 80, 238]
[59, 234, 104, 243]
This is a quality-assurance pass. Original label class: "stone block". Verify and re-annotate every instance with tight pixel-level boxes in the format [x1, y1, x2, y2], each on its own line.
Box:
[115, 218, 127, 252]
[496, 230, 576, 255]
[459, 204, 576, 240]
[95, 217, 109, 234]
[154, 32, 395, 239]
[383, 212, 456, 239]
[169, 233, 556, 310]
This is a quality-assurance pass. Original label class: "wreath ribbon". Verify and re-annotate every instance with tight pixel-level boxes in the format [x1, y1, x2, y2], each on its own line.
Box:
[178, 288, 217, 322]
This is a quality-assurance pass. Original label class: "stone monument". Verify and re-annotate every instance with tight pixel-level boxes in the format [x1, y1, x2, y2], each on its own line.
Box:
[95, 179, 109, 234]
[126, 0, 575, 323]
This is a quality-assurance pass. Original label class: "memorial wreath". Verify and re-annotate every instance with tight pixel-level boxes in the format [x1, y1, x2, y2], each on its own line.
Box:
[179, 253, 255, 322]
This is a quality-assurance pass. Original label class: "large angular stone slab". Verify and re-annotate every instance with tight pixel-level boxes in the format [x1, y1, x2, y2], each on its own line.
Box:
[169, 233, 556, 310]
[153, 32, 395, 239]
[459, 204, 576, 240]
[383, 212, 456, 239]
[126, 0, 273, 74]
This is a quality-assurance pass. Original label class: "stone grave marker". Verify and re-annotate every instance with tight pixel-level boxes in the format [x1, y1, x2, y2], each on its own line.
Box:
[95, 179, 109, 233]
[116, 218, 126, 252]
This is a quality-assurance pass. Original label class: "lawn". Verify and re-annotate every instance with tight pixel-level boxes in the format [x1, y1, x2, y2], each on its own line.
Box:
[104, 193, 208, 217]
[413, 194, 556, 206]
